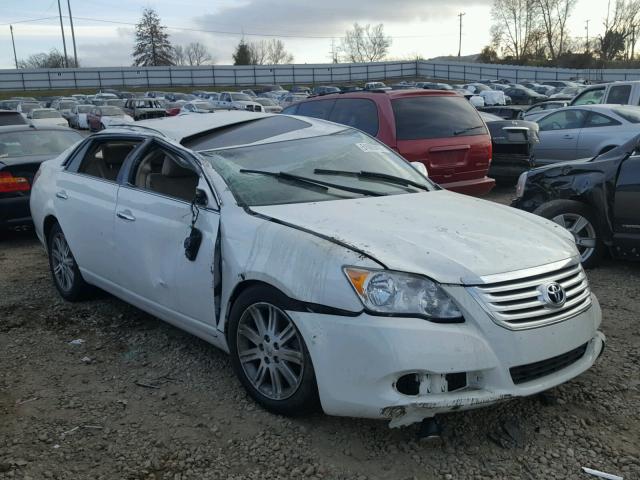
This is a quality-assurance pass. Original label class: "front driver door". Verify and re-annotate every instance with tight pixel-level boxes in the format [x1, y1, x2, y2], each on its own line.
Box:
[534, 109, 587, 163]
[113, 140, 219, 326]
[614, 154, 640, 245]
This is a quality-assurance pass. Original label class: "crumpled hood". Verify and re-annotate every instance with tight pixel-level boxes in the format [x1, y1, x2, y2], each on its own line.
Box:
[252, 190, 578, 285]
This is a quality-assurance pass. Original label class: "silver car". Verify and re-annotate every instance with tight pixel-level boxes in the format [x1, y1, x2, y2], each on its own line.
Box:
[533, 104, 640, 165]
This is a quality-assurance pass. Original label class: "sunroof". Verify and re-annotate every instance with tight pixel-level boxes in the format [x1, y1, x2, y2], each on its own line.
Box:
[182, 115, 311, 151]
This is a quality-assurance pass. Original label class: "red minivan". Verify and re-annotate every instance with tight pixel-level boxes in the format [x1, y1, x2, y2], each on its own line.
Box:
[282, 90, 494, 196]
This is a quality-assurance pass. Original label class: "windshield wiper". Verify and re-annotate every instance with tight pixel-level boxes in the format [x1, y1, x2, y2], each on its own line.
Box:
[313, 168, 430, 192]
[239, 169, 383, 197]
[453, 125, 485, 136]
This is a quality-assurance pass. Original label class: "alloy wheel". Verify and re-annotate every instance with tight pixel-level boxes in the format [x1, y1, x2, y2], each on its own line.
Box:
[552, 213, 597, 263]
[51, 231, 75, 292]
[236, 302, 305, 401]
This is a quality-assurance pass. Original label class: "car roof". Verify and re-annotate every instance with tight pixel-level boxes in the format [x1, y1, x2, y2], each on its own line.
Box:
[306, 89, 460, 101]
[101, 112, 348, 147]
[564, 104, 638, 112]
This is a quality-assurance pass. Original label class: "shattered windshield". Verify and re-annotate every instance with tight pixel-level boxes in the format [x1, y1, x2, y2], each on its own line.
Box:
[200, 129, 433, 206]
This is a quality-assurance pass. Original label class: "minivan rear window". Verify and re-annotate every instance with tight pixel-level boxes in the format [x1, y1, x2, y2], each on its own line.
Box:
[392, 96, 487, 140]
[607, 84, 632, 104]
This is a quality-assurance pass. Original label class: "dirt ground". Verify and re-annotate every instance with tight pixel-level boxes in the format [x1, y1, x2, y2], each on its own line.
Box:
[1, 187, 639, 480]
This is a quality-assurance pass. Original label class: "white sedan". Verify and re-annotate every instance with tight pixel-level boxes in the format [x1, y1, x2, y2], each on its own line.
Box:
[30, 112, 604, 427]
[27, 108, 69, 128]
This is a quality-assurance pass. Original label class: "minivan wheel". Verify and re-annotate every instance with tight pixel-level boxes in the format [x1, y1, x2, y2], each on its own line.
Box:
[228, 285, 319, 415]
[48, 222, 89, 301]
[534, 200, 603, 268]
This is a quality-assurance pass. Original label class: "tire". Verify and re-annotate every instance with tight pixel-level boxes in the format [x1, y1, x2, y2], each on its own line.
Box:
[534, 200, 604, 268]
[47, 222, 89, 301]
[228, 285, 320, 416]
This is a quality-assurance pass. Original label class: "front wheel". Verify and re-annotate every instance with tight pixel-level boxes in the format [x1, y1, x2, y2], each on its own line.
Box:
[534, 200, 604, 268]
[48, 222, 89, 301]
[228, 285, 319, 416]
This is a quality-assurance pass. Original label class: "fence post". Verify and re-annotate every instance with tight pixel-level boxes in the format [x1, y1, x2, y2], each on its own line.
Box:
[47, 70, 52, 90]
[98, 70, 103, 90]
[515, 68, 518, 83]
[293, 64, 296, 85]
[121, 69, 125, 89]
[463, 64, 466, 82]
[348, 64, 351, 83]
[273, 67, 276, 85]
[233, 67, 237, 87]
[447, 64, 450, 81]
[479, 66, 483, 79]
[366, 64, 370, 81]
[169, 67, 173, 87]
[21, 72, 25, 90]
[212, 65, 216, 87]
[145, 69, 149, 88]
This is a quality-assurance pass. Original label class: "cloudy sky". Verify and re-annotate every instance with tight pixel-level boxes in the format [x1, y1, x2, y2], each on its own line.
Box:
[0, 0, 611, 68]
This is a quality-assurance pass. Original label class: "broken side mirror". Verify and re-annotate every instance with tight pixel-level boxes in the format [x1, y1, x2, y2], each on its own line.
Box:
[194, 188, 208, 207]
[411, 161, 429, 177]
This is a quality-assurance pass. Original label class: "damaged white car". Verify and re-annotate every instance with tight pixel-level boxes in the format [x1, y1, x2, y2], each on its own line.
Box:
[30, 112, 605, 427]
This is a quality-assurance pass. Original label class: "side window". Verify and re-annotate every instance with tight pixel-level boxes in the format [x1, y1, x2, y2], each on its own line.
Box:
[572, 88, 605, 106]
[329, 99, 379, 136]
[528, 105, 543, 114]
[538, 110, 587, 131]
[606, 85, 631, 104]
[132, 145, 199, 202]
[282, 105, 298, 115]
[583, 112, 621, 128]
[77, 140, 141, 181]
[297, 99, 335, 120]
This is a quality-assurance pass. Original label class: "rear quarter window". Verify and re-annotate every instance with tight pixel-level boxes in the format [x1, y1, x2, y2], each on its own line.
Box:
[296, 99, 335, 120]
[328, 99, 379, 136]
[391, 96, 487, 140]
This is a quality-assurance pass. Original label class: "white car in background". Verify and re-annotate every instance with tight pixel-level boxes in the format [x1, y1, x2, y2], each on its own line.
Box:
[69, 104, 93, 129]
[279, 94, 309, 108]
[180, 100, 215, 114]
[253, 98, 282, 113]
[216, 92, 263, 112]
[30, 112, 604, 428]
[27, 108, 69, 128]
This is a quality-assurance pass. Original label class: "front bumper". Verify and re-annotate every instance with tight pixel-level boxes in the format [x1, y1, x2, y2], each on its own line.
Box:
[289, 291, 603, 427]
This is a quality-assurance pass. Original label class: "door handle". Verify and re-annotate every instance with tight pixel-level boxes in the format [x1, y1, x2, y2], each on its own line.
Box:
[563, 134, 574, 139]
[116, 210, 136, 221]
[55, 190, 68, 200]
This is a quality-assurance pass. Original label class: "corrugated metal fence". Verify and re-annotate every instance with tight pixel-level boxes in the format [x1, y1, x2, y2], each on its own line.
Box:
[2, 60, 640, 91]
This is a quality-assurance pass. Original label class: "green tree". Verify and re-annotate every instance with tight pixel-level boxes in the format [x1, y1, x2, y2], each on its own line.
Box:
[132, 8, 174, 66]
[233, 39, 252, 65]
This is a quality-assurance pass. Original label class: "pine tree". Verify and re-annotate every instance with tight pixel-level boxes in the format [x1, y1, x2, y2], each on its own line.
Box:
[232, 40, 252, 65]
[132, 8, 174, 66]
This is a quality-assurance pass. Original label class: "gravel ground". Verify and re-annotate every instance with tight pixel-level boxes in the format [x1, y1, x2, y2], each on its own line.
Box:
[1, 187, 639, 480]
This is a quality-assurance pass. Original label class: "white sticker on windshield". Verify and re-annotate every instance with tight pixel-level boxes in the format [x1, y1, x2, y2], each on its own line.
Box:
[356, 142, 388, 153]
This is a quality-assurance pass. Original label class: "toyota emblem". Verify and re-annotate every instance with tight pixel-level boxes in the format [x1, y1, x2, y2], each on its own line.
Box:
[540, 282, 566, 308]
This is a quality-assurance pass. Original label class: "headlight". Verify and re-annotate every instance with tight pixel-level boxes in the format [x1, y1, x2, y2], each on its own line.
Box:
[343, 267, 462, 320]
[515, 172, 528, 198]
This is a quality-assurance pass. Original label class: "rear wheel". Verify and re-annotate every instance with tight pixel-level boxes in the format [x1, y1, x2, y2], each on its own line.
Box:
[228, 285, 319, 416]
[534, 200, 604, 268]
[48, 222, 89, 301]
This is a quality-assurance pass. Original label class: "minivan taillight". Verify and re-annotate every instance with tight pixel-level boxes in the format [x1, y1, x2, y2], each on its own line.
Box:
[0, 171, 30, 193]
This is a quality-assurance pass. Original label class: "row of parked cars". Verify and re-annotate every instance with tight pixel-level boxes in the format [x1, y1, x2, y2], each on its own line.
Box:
[4, 75, 639, 430]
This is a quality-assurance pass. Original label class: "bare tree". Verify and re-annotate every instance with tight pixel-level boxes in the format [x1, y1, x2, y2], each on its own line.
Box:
[339, 23, 391, 63]
[598, 0, 640, 61]
[173, 45, 187, 66]
[185, 42, 213, 65]
[536, 0, 576, 61]
[266, 39, 294, 64]
[18, 49, 77, 68]
[490, 0, 540, 61]
[248, 40, 268, 65]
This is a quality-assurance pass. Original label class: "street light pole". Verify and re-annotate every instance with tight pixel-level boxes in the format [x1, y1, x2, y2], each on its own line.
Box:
[457, 12, 466, 57]
[57, 0, 69, 67]
[585, 19, 590, 54]
[67, 0, 78, 67]
[10, 25, 18, 69]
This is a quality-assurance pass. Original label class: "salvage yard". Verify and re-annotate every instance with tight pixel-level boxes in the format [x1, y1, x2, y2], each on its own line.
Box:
[0, 187, 638, 480]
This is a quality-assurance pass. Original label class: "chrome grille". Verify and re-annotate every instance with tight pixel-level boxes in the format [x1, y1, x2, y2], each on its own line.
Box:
[468, 261, 592, 330]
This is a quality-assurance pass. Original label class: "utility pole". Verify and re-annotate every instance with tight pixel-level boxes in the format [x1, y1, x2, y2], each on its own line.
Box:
[67, 0, 78, 67]
[329, 38, 338, 63]
[585, 19, 590, 54]
[457, 12, 466, 57]
[57, 0, 69, 67]
[9, 25, 18, 69]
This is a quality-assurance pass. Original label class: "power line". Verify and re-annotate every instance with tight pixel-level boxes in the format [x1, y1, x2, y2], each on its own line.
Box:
[0, 14, 459, 40]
